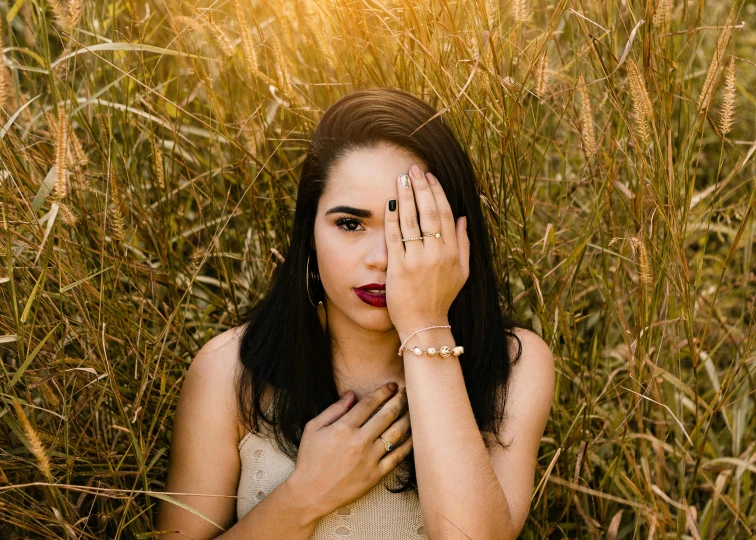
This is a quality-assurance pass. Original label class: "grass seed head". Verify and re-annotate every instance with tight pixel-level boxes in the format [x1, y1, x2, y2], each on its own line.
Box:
[233, 0, 258, 73]
[54, 108, 69, 200]
[11, 398, 52, 480]
[653, 0, 669, 27]
[58, 200, 79, 226]
[698, 10, 735, 112]
[108, 165, 125, 241]
[205, 14, 235, 58]
[536, 50, 549, 99]
[0, 22, 6, 111]
[627, 60, 653, 144]
[272, 36, 294, 100]
[512, 0, 530, 24]
[578, 74, 597, 156]
[152, 139, 165, 190]
[718, 56, 737, 136]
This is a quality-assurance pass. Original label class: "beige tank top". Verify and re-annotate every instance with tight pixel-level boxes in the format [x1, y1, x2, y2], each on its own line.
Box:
[236, 427, 427, 538]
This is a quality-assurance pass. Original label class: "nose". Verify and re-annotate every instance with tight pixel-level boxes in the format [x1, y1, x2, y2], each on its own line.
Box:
[365, 232, 388, 271]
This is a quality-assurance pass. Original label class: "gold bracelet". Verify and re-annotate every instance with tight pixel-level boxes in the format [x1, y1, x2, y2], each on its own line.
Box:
[399, 345, 464, 358]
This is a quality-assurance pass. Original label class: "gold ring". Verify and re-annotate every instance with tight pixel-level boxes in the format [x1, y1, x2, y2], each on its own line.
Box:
[380, 436, 394, 452]
[401, 232, 441, 242]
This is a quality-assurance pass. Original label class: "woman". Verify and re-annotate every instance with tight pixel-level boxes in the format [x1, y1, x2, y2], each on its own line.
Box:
[156, 87, 555, 539]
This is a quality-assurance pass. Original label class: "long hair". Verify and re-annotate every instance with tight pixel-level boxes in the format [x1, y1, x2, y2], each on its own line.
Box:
[236, 87, 522, 494]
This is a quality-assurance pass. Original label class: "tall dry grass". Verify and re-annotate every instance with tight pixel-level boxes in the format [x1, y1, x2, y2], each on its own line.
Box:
[0, 0, 754, 537]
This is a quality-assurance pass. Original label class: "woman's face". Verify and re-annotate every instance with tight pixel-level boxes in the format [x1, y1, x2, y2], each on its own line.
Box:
[313, 143, 427, 332]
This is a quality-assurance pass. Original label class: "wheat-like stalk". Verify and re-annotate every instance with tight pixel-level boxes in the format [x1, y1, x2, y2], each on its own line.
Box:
[310, 13, 338, 74]
[484, 0, 497, 30]
[49, 0, 82, 33]
[53, 108, 69, 200]
[578, 74, 597, 156]
[512, 0, 530, 24]
[233, 0, 258, 73]
[272, 36, 294, 100]
[653, 0, 668, 27]
[202, 75, 225, 122]
[66, 0, 83, 31]
[630, 237, 654, 287]
[627, 59, 654, 144]
[698, 10, 734, 112]
[11, 398, 52, 480]
[718, 56, 736, 136]
[0, 21, 6, 111]
[152, 138, 165, 190]
[278, 1, 298, 51]
[476, 33, 493, 90]
[535, 50, 549, 99]
[58, 200, 79, 226]
[49, 0, 68, 28]
[108, 164, 125, 241]
[69, 127, 88, 167]
[205, 13, 235, 58]
[638, 238, 653, 287]
[38, 379, 61, 407]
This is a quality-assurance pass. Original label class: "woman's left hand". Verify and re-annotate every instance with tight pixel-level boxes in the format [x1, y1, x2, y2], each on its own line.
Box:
[384, 164, 470, 342]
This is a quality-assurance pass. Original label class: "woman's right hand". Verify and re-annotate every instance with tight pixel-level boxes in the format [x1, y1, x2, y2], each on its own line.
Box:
[287, 382, 413, 520]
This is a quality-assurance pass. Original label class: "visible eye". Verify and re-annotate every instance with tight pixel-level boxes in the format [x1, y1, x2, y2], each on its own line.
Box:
[335, 217, 365, 233]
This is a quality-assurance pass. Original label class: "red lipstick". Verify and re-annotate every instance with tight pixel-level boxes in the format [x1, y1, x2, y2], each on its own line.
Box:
[355, 283, 386, 308]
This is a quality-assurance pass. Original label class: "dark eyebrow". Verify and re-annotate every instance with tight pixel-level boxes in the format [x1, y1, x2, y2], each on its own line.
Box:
[324, 205, 373, 219]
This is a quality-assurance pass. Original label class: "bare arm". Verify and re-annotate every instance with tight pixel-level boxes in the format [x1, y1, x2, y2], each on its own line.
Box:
[155, 328, 326, 539]
[399, 326, 555, 540]
[215, 475, 322, 540]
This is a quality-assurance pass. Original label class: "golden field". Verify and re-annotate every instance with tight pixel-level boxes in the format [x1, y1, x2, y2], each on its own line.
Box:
[0, 0, 754, 537]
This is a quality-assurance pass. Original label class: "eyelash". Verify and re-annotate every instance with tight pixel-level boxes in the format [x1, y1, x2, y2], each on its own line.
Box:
[335, 217, 365, 233]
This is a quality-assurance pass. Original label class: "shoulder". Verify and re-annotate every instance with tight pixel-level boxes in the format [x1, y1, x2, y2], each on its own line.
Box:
[187, 325, 245, 387]
[509, 327, 554, 373]
[186, 324, 248, 441]
[506, 327, 555, 409]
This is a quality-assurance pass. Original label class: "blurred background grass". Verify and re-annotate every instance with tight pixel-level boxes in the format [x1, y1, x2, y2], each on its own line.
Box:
[0, 0, 754, 537]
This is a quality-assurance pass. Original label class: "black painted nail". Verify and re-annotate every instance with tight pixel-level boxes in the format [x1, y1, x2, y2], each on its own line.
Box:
[389, 199, 396, 212]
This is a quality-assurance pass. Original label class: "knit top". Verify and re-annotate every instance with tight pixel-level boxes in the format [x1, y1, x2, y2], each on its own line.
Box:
[236, 422, 427, 538]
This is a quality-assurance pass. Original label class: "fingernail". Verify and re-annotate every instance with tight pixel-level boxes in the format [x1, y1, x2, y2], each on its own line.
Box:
[388, 382, 398, 391]
[389, 199, 396, 212]
[427, 173, 436, 185]
[342, 391, 352, 401]
[398, 174, 411, 189]
[410, 165, 422, 179]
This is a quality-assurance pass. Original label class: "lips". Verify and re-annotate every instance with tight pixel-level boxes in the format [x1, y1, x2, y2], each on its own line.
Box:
[355, 284, 386, 307]
[357, 283, 385, 292]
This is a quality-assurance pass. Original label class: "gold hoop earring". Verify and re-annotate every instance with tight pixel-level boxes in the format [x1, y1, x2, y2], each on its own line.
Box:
[306, 252, 327, 331]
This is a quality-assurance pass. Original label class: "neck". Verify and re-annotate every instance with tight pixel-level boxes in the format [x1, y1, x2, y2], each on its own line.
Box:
[326, 305, 405, 401]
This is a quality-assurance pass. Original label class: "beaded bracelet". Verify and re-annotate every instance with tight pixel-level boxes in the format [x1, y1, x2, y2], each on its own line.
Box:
[399, 345, 465, 358]
[397, 324, 464, 358]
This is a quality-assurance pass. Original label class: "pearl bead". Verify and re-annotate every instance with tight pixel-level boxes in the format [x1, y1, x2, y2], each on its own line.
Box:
[452, 346, 464, 356]
[412, 346, 423, 356]
[427, 347, 437, 356]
